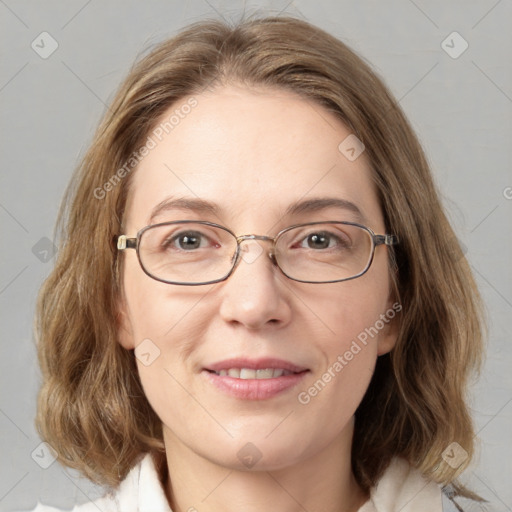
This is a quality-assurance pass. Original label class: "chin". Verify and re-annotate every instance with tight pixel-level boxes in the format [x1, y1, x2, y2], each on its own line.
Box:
[205, 429, 312, 472]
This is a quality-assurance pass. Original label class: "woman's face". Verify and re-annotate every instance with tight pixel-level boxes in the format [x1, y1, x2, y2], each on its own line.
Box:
[118, 84, 398, 470]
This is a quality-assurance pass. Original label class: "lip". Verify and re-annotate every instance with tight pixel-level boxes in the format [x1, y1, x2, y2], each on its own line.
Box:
[204, 357, 308, 373]
[202, 357, 309, 400]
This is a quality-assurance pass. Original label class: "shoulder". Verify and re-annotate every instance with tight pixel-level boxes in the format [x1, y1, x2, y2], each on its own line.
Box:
[20, 486, 125, 512]
[358, 458, 483, 512]
[358, 457, 443, 512]
[22, 452, 171, 512]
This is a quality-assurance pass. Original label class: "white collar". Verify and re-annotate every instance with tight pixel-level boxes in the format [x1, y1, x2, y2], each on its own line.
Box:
[88, 452, 441, 512]
[113, 452, 171, 512]
[358, 457, 442, 511]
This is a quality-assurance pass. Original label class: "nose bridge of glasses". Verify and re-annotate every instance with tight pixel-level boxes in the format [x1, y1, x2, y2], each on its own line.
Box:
[234, 234, 278, 266]
[236, 234, 275, 244]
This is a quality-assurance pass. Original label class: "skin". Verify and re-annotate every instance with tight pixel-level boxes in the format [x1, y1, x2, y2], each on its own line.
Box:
[118, 84, 398, 512]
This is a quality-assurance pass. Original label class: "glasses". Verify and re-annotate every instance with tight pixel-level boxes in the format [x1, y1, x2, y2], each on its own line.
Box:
[116, 220, 398, 286]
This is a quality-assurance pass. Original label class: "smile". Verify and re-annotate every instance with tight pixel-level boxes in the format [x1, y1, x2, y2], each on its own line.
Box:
[209, 368, 295, 379]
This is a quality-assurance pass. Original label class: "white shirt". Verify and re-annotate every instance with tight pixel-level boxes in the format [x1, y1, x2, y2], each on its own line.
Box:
[26, 453, 454, 512]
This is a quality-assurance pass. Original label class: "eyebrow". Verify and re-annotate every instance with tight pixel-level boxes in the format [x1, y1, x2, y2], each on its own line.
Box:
[148, 197, 221, 225]
[284, 197, 365, 223]
[148, 196, 366, 225]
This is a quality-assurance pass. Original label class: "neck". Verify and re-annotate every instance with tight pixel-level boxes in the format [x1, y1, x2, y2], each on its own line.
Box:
[162, 420, 369, 512]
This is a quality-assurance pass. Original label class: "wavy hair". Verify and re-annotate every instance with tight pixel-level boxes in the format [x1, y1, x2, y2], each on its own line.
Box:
[35, 15, 485, 500]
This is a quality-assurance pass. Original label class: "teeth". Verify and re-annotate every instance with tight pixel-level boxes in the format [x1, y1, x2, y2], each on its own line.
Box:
[256, 368, 274, 379]
[240, 368, 256, 379]
[214, 368, 293, 379]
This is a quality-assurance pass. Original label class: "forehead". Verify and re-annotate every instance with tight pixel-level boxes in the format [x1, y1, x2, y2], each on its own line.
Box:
[125, 84, 383, 232]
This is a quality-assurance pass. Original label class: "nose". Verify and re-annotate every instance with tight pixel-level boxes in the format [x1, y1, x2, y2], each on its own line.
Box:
[218, 238, 292, 330]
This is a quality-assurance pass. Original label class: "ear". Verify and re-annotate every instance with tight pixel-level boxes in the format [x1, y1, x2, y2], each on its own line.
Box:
[376, 300, 401, 356]
[116, 298, 136, 350]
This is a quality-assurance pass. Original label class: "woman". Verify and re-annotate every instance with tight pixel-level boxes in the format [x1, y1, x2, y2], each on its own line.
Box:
[32, 15, 485, 512]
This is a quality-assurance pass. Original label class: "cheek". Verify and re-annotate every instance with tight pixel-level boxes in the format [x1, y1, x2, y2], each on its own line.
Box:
[122, 255, 197, 342]
[305, 264, 392, 348]
[293, 290, 384, 451]
[297, 265, 392, 403]
[121, 259, 216, 411]
[300, 284, 382, 401]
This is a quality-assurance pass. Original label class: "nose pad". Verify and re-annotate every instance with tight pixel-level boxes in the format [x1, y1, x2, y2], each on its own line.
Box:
[230, 241, 278, 272]
[240, 240, 265, 264]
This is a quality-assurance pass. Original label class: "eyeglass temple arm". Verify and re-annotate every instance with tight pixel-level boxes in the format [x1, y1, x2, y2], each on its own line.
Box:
[116, 235, 137, 250]
[374, 234, 399, 246]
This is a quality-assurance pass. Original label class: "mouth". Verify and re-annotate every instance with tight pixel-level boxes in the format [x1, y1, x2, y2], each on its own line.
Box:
[204, 357, 309, 378]
[206, 368, 297, 379]
[202, 358, 310, 400]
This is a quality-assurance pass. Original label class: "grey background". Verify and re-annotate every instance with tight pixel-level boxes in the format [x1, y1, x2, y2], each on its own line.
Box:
[1, 0, 511, 510]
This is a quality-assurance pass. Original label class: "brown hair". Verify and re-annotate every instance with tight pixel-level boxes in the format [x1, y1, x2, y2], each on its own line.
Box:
[35, 15, 485, 499]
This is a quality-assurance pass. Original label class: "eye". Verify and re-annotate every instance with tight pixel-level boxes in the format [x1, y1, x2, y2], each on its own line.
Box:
[163, 230, 217, 251]
[296, 230, 351, 251]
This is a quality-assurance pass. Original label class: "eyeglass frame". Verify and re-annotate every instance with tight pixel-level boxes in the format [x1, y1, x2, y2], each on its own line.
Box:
[116, 219, 399, 286]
